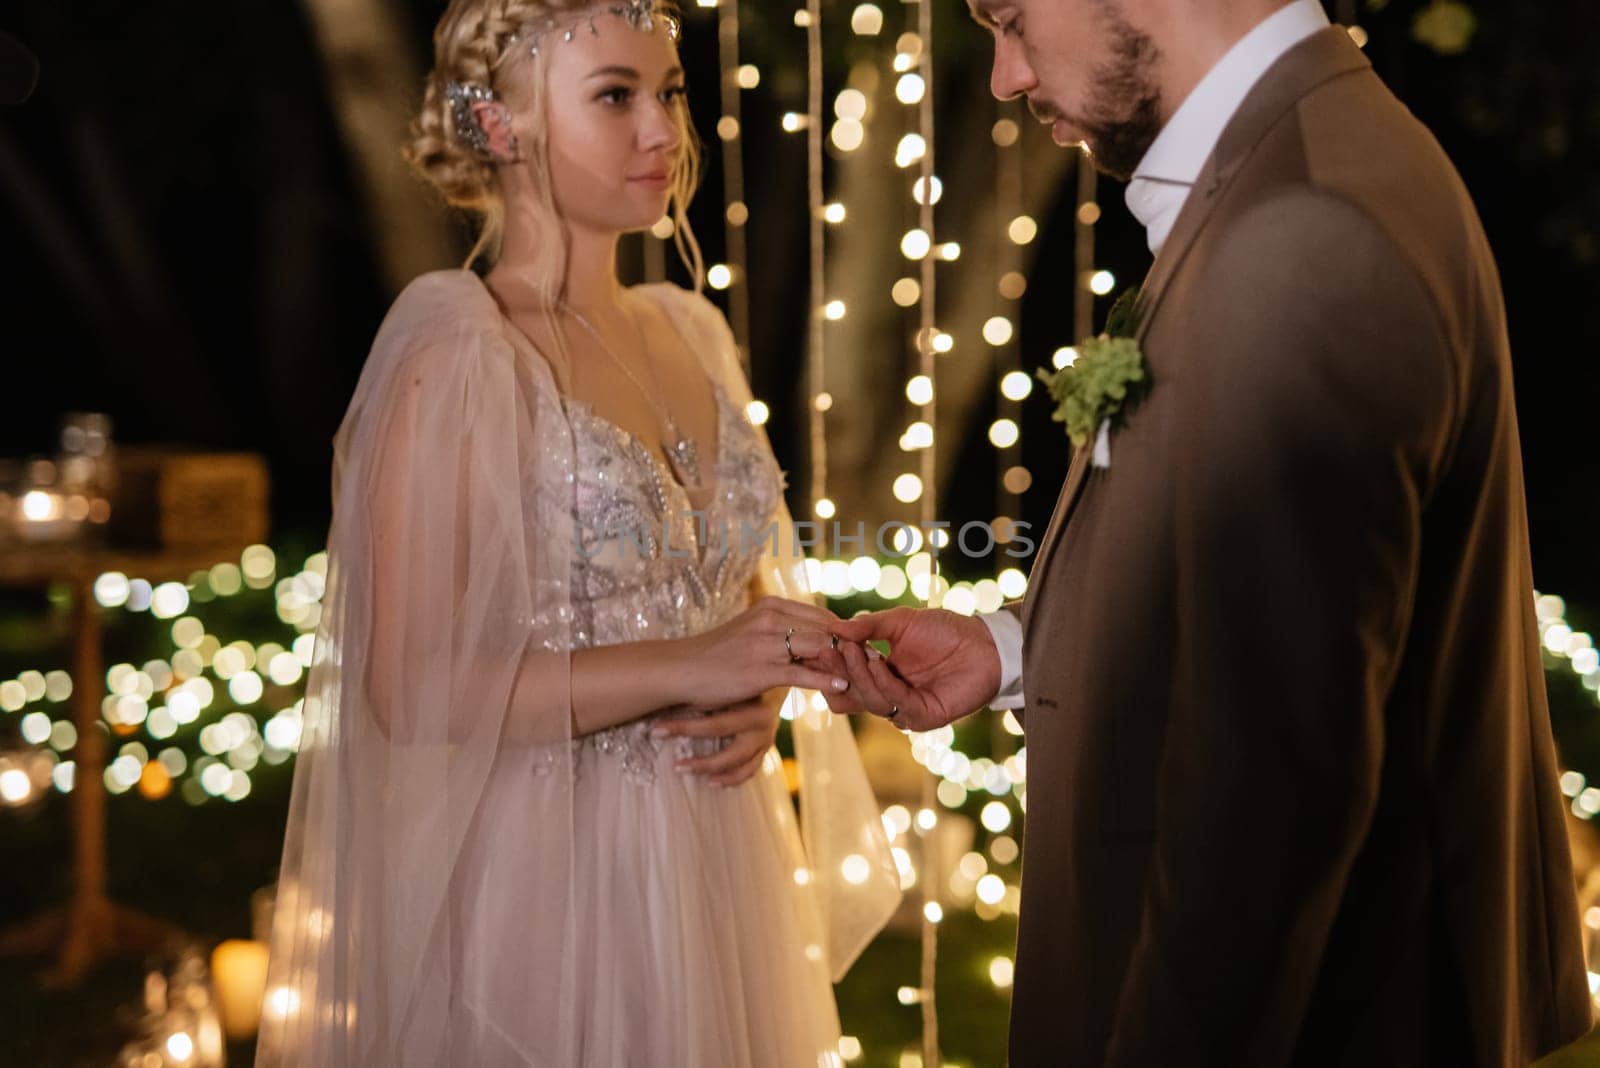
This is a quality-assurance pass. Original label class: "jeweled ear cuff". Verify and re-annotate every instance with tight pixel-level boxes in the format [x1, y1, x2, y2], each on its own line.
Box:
[445, 80, 498, 155]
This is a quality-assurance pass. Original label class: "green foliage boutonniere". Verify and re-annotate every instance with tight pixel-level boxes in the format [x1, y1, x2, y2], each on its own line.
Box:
[1035, 287, 1151, 468]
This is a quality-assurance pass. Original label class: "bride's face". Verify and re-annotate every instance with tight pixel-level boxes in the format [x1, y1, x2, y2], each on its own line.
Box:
[535, 11, 688, 233]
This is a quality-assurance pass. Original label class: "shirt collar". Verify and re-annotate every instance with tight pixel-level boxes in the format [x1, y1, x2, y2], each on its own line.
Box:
[1125, 0, 1331, 256]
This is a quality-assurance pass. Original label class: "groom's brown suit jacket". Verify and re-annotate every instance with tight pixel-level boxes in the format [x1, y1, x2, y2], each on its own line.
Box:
[1007, 27, 1592, 1067]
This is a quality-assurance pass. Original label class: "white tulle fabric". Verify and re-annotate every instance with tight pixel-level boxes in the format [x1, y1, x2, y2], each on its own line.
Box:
[254, 271, 899, 1067]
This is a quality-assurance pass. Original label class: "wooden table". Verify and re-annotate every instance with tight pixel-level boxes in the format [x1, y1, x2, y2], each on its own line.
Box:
[0, 543, 247, 988]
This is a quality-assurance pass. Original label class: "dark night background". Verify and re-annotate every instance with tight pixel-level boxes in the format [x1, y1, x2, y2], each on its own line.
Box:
[2, 0, 1596, 601]
[1, 1, 1598, 1064]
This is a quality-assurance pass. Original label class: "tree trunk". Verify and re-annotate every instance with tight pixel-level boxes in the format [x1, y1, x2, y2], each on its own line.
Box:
[297, 0, 458, 291]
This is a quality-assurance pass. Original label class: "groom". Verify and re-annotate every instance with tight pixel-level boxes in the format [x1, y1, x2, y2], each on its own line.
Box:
[820, 0, 1593, 1063]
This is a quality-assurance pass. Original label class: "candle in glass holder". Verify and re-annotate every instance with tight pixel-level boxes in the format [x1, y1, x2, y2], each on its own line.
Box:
[210, 938, 270, 1040]
[17, 487, 70, 542]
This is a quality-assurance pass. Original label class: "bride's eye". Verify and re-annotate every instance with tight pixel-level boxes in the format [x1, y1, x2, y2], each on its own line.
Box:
[597, 85, 633, 106]
[660, 85, 687, 105]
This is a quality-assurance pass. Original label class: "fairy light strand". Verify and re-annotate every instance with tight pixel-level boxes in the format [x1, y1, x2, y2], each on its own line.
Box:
[806, 0, 828, 523]
[913, 1, 942, 1061]
[715, 0, 752, 372]
[993, 99, 1025, 763]
[1073, 153, 1097, 346]
[5, 551, 1598, 1029]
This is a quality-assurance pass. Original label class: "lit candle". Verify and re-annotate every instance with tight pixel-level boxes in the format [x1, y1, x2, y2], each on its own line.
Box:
[15, 488, 79, 542]
[210, 939, 270, 1039]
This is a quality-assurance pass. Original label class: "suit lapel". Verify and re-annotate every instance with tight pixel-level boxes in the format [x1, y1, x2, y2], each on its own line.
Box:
[1022, 159, 1223, 628]
[1021, 28, 1371, 631]
[1022, 438, 1093, 629]
[1134, 28, 1369, 343]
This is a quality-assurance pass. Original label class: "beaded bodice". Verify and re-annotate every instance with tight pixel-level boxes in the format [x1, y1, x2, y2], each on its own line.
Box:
[556, 379, 787, 780]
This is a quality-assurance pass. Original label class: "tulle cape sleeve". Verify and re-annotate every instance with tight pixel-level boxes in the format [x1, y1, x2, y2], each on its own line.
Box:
[257, 272, 898, 1067]
[257, 270, 583, 1065]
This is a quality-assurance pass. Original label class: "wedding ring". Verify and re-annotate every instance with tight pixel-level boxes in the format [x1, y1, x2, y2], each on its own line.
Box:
[784, 626, 800, 664]
[830, 633, 840, 650]
[886, 704, 900, 722]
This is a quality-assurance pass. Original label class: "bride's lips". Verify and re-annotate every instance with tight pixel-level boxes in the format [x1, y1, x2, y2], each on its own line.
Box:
[629, 172, 670, 190]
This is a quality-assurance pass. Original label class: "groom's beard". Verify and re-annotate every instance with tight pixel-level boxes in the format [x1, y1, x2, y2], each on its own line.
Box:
[1069, 13, 1164, 182]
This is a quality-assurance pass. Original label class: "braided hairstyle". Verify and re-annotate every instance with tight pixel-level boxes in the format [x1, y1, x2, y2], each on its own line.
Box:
[404, 0, 703, 290]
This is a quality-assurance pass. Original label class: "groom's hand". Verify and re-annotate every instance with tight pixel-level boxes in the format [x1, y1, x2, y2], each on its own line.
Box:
[823, 607, 1002, 733]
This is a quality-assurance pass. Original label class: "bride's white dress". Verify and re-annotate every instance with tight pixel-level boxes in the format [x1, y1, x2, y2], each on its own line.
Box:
[465, 298, 843, 1065]
[256, 271, 898, 1068]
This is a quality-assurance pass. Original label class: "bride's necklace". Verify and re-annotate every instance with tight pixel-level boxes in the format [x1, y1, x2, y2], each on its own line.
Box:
[562, 299, 704, 489]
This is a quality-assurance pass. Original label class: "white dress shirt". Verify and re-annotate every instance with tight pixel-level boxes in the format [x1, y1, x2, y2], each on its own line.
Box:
[976, 0, 1331, 711]
[1126, 0, 1330, 257]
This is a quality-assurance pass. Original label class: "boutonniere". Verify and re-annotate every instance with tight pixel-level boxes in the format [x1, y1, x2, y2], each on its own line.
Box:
[1035, 287, 1151, 470]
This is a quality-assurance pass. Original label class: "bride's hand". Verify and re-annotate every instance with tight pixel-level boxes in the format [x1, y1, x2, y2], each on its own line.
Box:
[674, 596, 850, 711]
[650, 687, 786, 787]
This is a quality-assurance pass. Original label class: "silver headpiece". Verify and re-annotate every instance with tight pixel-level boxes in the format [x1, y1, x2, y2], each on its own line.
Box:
[446, 2, 680, 155]
[513, 0, 680, 59]
[445, 80, 499, 156]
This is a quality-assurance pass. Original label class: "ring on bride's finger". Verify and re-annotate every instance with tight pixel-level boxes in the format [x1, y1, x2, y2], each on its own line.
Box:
[784, 626, 801, 664]
[829, 633, 840, 651]
[885, 704, 900, 721]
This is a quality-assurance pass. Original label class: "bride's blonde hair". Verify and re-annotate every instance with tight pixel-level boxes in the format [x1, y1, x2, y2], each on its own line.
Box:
[404, 0, 705, 298]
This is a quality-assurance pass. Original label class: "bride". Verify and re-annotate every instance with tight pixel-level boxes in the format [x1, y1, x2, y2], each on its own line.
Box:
[254, 1, 901, 1064]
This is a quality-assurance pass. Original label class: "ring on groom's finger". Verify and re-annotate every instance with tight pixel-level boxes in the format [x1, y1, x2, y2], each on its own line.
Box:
[784, 626, 801, 664]
[885, 704, 900, 722]
[830, 633, 840, 651]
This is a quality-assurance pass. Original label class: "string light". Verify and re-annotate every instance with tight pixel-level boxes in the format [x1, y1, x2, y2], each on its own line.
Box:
[981, 317, 1014, 346]
[712, 0, 752, 368]
[0, 548, 326, 807]
[894, 133, 926, 168]
[851, 3, 884, 36]
[999, 371, 1031, 401]
[990, 94, 1030, 610]
[834, 88, 868, 120]
[1074, 147, 1098, 347]
[1007, 215, 1038, 245]
[831, 119, 865, 153]
[895, 73, 926, 106]
[910, 0, 943, 1060]
[5, 13, 1583, 1062]
[806, 0, 829, 528]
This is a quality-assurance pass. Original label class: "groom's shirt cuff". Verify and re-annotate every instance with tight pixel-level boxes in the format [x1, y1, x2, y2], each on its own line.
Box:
[978, 609, 1025, 711]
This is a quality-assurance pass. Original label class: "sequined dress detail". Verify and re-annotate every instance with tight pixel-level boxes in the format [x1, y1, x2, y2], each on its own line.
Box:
[552, 378, 787, 782]
[487, 307, 846, 1065]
